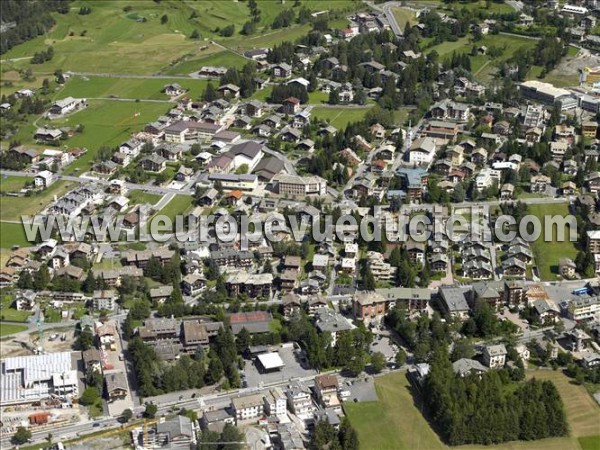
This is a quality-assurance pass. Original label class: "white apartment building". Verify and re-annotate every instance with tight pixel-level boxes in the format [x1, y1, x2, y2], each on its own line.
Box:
[568, 295, 600, 321]
[367, 251, 395, 280]
[286, 383, 313, 417]
[482, 344, 507, 368]
[264, 387, 287, 417]
[232, 393, 264, 423]
[475, 168, 501, 189]
[408, 137, 436, 166]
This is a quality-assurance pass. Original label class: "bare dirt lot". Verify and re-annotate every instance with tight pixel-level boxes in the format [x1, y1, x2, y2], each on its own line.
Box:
[0, 327, 76, 358]
[547, 47, 600, 86]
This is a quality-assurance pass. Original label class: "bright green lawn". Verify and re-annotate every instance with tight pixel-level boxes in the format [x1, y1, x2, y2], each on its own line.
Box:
[311, 106, 373, 129]
[2, 0, 361, 74]
[578, 436, 600, 450]
[425, 36, 471, 57]
[308, 90, 330, 104]
[164, 50, 249, 75]
[425, 33, 536, 82]
[156, 195, 193, 221]
[391, 7, 417, 29]
[93, 258, 123, 270]
[527, 203, 578, 281]
[128, 190, 162, 206]
[2, 1, 202, 74]
[41, 100, 170, 175]
[0, 323, 28, 336]
[0, 222, 31, 248]
[1, 295, 32, 322]
[0, 176, 32, 194]
[250, 85, 274, 102]
[345, 371, 596, 450]
[56, 76, 210, 100]
[0, 180, 73, 221]
[447, 0, 514, 13]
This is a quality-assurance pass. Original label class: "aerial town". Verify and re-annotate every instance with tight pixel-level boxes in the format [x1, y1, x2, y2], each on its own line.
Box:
[0, 0, 600, 449]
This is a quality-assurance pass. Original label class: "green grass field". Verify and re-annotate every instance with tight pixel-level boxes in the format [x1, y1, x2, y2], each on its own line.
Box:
[392, 7, 417, 29]
[56, 75, 210, 100]
[311, 106, 373, 129]
[578, 436, 600, 450]
[445, 0, 514, 13]
[0, 323, 28, 336]
[1, 295, 32, 322]
[0, 176, 32, 194]
[164, 50, 249, 75]
[425, 36, 471, 57]
[424, 34, 537, 82]
[308, 90, 330, 104]
[156, 195, 193, 221]
[0, 222, 32, 248]
[0, 180, 73, 221]
[527, 203, 578, 281]
[345, 370, 600, 450]
[128, 190, 162, 206]
[250, 85, 274, 102]
[41, 100, 170, 174]
[2, 0, 360, 75]
[526, 370, 600, 438]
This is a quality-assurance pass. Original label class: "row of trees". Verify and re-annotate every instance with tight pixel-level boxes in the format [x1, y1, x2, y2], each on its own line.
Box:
[31, 46, 54, 64]
[309, 418, 359, 450]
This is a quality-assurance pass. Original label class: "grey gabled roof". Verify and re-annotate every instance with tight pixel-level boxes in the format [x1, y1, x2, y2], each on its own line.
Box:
[452, 358, 488, 376]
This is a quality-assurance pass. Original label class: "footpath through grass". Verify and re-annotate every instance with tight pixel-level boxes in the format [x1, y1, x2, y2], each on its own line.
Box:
[344, 370, 599, 450]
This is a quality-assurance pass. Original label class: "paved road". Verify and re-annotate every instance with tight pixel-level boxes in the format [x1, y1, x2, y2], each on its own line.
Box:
[62, 71, 193, 80]
[499, 31, 541, 41]
[0, 170, 194, 196]
[382, 2, 404, 36]
[154, 192, 176, 210]
[85, 97, 174, 104]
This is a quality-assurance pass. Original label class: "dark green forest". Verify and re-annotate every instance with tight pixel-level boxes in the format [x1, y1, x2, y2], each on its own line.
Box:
[423, 347, 568, 446]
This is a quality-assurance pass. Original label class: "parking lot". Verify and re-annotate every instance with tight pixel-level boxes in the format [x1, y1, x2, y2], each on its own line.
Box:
[370, 333, 397, 362]
[243, 345, 317, 388]
[339, 376, 378, 403]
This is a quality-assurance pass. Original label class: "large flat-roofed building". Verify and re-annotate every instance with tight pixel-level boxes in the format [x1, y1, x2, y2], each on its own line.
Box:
[1, 352, 79, 405]
[568, 295, 600, 321]
[272, 174, 328, 196]
[207, 173, 258, 191]
[519, 81, 577, 110]
[256, 352, 285, 372]
[580, 94, 600, 114]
